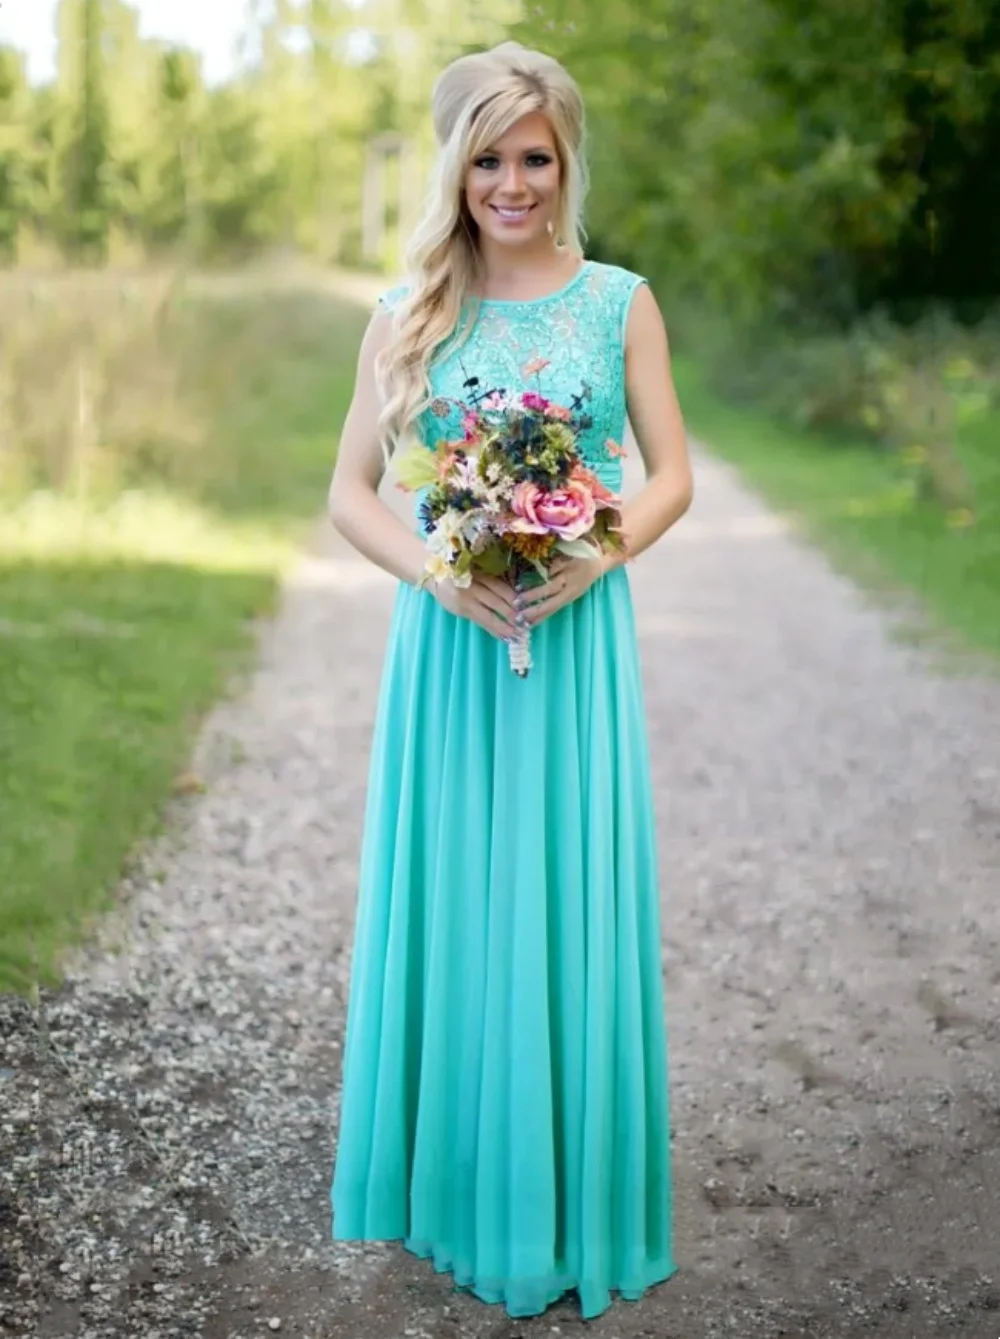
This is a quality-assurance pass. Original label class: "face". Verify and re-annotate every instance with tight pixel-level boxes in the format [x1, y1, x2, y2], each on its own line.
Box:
[463, 110, 562, 250]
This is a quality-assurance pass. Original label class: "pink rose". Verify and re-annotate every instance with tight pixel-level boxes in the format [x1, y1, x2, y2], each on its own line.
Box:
[510, 479, 596, 541]
[521, 391, 550, 413]
[508, 481, 549, 534]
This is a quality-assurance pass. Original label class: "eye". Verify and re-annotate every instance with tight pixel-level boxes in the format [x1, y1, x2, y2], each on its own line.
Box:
[472, 152, 553, 171]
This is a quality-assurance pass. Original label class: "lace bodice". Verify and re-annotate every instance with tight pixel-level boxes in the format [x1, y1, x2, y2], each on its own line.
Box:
[378, 260, 646, 500]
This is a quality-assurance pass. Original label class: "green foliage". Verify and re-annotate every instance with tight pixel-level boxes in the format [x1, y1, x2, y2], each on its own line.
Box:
[512, 0, 998, 527]
[520, 0, 999, 320]
[0, 0, 517, 267]
[58, 0, 113, 261]
[673, 351, 1000, 668]
[194, 88, 284, 257]
[394, 445, 442, 489]
[0, 48, 31, 263]
[475, 541, 512, 575]
[0, 281, 370, 993]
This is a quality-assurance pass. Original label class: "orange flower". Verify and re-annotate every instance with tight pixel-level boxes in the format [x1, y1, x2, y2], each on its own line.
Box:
[509, 531, 559, 561]
[522, 356, 551, 378]
[436, 447, 460, 480]
[570, 462, 619, 506]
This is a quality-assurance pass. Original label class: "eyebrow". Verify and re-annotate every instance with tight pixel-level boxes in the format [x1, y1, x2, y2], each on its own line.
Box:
[479, 144, 554, 156]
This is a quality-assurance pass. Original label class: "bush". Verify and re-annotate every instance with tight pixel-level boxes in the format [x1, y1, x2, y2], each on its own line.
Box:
[661, 290, 998, 515]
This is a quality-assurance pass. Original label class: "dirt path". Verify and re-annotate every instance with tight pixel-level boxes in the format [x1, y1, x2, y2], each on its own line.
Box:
[3, 296, 1000, 1339]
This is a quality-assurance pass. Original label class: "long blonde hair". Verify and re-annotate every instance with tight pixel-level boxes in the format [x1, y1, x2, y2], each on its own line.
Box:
[376, 41, 589, 460]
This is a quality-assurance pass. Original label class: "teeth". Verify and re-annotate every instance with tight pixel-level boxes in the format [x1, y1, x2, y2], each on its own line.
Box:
[494, 207, 530, 217]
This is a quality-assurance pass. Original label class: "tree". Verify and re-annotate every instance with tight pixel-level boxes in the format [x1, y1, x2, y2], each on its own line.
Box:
[516, 0, 999, 324]
[0, 48, 30, 263]
[139, 48, 206, 253]
[58, 0, 112, 261]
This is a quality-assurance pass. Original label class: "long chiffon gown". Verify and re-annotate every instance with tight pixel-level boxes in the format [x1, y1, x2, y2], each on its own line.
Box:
[330, 258, 677, 1320]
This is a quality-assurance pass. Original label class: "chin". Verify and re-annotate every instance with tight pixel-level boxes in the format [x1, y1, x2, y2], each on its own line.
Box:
[487, 229, 547, 249]
[477, 220, 550, 248]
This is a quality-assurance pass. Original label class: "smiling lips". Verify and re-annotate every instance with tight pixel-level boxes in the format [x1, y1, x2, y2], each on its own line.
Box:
[491, 204, 535, 221]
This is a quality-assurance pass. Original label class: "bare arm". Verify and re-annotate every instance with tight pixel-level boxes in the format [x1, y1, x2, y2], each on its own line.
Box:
[327, 307, 430, 587]
[328, 305, 518, 636]
[606, 282, 694, 571]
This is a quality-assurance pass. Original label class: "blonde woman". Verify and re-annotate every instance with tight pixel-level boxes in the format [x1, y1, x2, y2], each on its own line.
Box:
[328, 40, 693, 1321]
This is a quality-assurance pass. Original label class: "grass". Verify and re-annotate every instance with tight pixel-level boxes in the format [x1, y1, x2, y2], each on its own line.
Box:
[671, 354, 1000, 672]
[0, 272, 370, 996]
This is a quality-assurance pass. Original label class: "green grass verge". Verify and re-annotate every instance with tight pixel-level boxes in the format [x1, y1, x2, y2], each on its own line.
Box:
[0, 282, 370, 996]
[672, 354, 1000, 672]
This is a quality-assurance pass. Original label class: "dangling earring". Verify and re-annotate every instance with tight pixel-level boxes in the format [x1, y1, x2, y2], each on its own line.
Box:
[546, 220, 555, 238]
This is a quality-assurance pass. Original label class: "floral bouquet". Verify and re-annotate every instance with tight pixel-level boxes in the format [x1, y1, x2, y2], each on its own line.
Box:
[392, 367, 628, 677]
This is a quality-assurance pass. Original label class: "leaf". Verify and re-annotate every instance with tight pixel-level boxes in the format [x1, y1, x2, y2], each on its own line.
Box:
[474, 542, 511, 575]
[393, 448, 439, 491]
[555, 536, 602, 559]
[453, 545, 474, 576]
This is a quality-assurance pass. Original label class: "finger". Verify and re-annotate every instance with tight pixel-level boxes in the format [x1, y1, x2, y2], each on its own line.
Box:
[524, 575, 566, 608]
[468, 594, 516, 641]
[473, 577, 515, 616]
[525, 595, 564, 627]
[477, 587, 518, 626]
[525, 590, 567, 626]
[477, 575, 518, 613]
[526, 572, 576, 624]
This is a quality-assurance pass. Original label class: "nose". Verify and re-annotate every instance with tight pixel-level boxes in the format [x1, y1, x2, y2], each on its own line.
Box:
[499, 161, 526, 195]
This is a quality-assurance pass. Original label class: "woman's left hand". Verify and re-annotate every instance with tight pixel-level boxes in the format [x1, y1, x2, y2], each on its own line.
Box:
[518, 553, 607, 627]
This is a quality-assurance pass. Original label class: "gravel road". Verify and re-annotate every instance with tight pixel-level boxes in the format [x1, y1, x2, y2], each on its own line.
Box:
[3, 302, 1000, 1338]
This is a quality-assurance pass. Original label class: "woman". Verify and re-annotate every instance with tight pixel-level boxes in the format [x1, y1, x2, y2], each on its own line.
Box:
[328, 39, 693, 1321]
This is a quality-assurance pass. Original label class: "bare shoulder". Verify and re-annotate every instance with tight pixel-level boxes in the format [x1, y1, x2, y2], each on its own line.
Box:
[624, 281, 669, 351]
[355, 304, 396, 369]
[365, 303, 397, 343]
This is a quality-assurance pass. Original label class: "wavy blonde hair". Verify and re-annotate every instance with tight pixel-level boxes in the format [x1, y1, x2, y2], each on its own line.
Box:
[375, 41, 589, 461]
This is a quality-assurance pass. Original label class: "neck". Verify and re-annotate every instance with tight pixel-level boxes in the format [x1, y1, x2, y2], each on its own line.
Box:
[476, 239, 571, 285]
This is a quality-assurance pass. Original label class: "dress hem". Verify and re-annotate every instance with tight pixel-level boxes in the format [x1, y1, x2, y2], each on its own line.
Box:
[331, 1223, 678, 1321]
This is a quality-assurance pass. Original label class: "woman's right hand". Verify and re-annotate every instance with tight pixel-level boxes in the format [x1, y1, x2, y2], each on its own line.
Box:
[429, 573, 521, 641]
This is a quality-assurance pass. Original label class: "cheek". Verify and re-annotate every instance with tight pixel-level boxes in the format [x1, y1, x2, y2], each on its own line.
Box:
[536, 166, 561, 200]
[464, 171, 490, 210]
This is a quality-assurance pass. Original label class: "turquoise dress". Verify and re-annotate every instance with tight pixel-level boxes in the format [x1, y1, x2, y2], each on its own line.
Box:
[330, 259, 676, 1320]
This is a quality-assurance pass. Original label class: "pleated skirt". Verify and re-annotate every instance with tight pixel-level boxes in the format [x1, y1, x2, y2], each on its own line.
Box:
[330, 564, 676, 1320]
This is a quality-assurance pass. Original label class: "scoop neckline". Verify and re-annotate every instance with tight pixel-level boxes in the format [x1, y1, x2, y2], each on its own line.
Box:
[476, 258, 593, 307]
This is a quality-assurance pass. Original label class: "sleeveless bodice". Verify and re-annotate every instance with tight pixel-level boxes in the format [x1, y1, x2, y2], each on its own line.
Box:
[379, 259, 647, 497]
